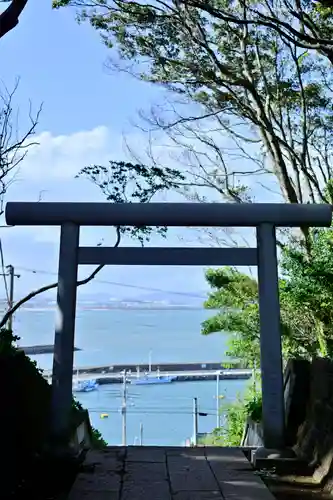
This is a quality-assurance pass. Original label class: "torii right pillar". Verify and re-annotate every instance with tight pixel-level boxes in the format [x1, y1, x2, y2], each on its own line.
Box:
[257, 223, 285, 450]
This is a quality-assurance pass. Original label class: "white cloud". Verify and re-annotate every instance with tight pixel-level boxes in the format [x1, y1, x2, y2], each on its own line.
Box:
[4, 125, 183, 247]
[18, 126, 127, 181]
[0, 123, 279, 297]
[16, 122, 278, 201]
[4, 123, 279, 253]
[3, 126, 123, 246]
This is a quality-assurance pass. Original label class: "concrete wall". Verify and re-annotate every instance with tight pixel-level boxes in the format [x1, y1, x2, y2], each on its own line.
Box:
[294, 358, 333, 486]
[284, 359, 310, 448]
[242, 419, 264, 447]
[242, 358, 333, 490]
[242, 359, 310, 449]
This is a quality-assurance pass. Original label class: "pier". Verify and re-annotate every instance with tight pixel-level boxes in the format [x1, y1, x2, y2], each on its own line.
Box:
[43, 362, 252, 385]
[76, 369, 251, 384]
[44, 361, 246, 377]
[20, 344, 81, 355]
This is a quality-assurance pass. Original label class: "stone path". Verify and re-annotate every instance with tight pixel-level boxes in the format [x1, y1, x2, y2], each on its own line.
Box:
[68, 446, 276, 500]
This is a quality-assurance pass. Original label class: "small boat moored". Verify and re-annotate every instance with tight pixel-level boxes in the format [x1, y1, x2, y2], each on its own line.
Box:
[131, 375, 175, 385]
[73, 379, 99, 393]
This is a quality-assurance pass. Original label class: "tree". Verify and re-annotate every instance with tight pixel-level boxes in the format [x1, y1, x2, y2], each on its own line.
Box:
[202, 225, 333, 369]
[0, 80, 40, 325]
[201, 229, 333, 446]
[76, 160, 185, 244]
[0, 80, 41, 214]
[53, 0, 333, 250]
[0, 160, 185, 327]
[202, 267, 261, 368]
[0, 0, 28, 40]
[201, 384, 262, 446]
[280, 226, 333, 358]
[53, 0, 333, 65]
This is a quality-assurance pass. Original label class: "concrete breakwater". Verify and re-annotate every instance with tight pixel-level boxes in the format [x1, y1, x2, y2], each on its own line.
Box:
[44, 363, 253, 385]
[90, 370, 252, 385]
[20, 344, 81, 355]
[44, 361, 247, 378]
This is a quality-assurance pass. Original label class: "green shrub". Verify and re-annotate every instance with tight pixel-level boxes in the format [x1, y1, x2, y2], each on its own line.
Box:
[0, 329, 51, 455]
[244, 394, 262, 423]
[0, 327, 108, 496]
[211, 397, 248, 446]
[90, 428, 108, 449]
[72, 398, 107, 448]
[0, 328, 107, 453]
[202, 380, 263, 446]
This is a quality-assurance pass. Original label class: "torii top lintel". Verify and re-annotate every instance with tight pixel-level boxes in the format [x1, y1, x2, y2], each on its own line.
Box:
[5, 202, 332, 228]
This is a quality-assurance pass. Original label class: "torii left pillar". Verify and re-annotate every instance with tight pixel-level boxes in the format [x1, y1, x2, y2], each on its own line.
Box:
[50, 222, 80, 442]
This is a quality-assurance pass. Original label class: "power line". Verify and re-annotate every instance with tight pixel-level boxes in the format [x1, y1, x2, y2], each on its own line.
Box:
[104, 392, 200, 401]
[89, 405, 218, 412]
[95, 279, 206, 299]
[14, 266, 208, 299]
[16, 266, 56, 276]
[87, 408, 217, 416]
[83, 402, 219, 414]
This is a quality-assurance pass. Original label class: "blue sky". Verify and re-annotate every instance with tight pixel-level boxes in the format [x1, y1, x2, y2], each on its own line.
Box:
[0, 0, 228, 301]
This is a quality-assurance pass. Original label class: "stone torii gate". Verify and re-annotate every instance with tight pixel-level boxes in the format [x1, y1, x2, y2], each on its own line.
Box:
[5, 202, 332, 450]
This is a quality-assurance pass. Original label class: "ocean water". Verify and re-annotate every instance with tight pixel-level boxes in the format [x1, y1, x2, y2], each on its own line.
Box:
[14, 308, 229, 370]
[13, 308, 248, 445]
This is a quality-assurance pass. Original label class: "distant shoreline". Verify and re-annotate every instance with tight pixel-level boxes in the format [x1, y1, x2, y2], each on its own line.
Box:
[15, 305, 207, 312]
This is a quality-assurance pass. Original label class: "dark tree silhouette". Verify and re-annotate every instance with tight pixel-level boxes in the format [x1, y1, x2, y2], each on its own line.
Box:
[0, 0, 28, 40]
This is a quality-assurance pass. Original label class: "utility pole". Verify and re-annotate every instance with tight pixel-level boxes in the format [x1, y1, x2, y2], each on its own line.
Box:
[216, 371, 220, 428]
[0, 265, 20, 331]
[253, 359, 257, 395]
[7, 265, 15, 331]
[121, 371, 127, 446]
[140, 422, 143, 446]
[148, 349, 152, 373]
[193, 397, 198, 447]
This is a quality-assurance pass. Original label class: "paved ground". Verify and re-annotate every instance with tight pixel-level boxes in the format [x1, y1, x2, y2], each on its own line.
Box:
[68, 446, 276, 499]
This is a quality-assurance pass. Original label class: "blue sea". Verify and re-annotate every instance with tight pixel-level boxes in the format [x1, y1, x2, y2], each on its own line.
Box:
[13, 308, 248, 446]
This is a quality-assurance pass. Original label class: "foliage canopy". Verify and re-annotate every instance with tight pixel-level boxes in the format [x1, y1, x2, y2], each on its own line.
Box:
[203, 226, 333, 367]
[54, 0, 333, 220]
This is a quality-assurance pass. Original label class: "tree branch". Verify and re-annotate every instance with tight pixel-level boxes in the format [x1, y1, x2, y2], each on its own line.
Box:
[0, 80, 42, 214]
[0, 226, 121, 329]
[0, 0, 28, 39]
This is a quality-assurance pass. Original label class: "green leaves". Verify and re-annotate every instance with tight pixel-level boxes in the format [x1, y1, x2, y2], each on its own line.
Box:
[201, 382, 262, 446]
[280, 226, 333, 357]
[202, 267, 260, 367]
[77, 160, 184, 244]
[0, 328, 20, 356]
[203, 221, 333, 369]
[56, 0, 333, 210]
[244, 394, 262, 423]
[205, 267, 258, 301]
